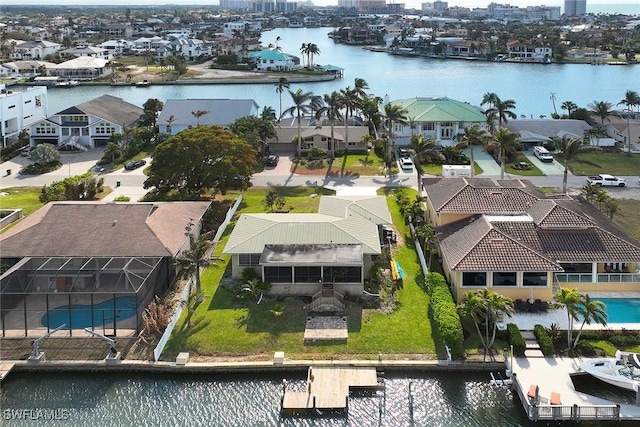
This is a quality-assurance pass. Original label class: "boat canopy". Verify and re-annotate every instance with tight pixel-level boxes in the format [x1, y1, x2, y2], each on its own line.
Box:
[628, 354, 640, 369]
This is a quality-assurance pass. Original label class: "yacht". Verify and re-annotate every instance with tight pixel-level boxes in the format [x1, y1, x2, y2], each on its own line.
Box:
[580, 351, 640, 391]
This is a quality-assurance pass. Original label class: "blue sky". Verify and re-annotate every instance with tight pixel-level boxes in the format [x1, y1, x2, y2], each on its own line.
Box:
[4, 1, 639, 9]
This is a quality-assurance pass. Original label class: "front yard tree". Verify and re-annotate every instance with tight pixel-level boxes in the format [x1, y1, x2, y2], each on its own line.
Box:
[29, 143, 61, 165]
[144, 126, 256, 199]
[141, 98, 164, 128]
[458, 288, 514, 362]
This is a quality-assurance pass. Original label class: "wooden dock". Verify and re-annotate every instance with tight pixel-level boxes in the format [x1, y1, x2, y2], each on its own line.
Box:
[282, 366, 380, 411]
[0, 362, 15, 381]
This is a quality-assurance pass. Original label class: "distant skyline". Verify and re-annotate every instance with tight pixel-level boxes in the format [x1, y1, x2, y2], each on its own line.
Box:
[2, 0, 640, 12]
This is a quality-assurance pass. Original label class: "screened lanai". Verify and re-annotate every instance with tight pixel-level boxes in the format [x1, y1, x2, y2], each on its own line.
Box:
[0, 256, 164, 337]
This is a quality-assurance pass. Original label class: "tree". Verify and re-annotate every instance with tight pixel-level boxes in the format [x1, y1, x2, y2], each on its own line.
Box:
[360, 95, 383, 134]
[315, 91, 343, 157]
[338, 86, 361, 155]
[175, 237, 215, 319]
[572, 295, 607, 349]
[281, 88, 319, 157]
[104, 142, 123, 163]
[191, 110, 208, 126]
[556, 136, 582, 194]
[229, 115, 276, 157]
[299, 43, 309, 67]
[144, 126, 257, 199]
[462, 125, 489, 178]
[307, 43, 320, 66]
[383, 103, 409, 165]
[29, 143, 61, 165]
[550, 92, 557, 116]
[488, 96, 517, 128]
[551, 287, 583, 350]
[274, 77, 290, 118]
[39, 172, 104, 203]
[141, 98, 164, 128]
[458, 288, 514, 362]
[414, 223, 435, 267]
[618, 90, 640, 157]
[561, 101, 578, 117]
[588, 100, 614, 126]
[486, 127, 519, 179]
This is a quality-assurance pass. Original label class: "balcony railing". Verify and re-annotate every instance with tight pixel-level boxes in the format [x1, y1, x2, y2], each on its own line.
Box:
[556, 273, 640, 284]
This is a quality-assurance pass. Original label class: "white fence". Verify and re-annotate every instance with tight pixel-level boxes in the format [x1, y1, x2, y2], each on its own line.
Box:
[409, 223, 429, 277]
[152, 195, 243, 361]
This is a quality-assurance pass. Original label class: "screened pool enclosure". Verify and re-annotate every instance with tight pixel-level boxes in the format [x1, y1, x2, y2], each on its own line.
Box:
[0, 256, 166, 337]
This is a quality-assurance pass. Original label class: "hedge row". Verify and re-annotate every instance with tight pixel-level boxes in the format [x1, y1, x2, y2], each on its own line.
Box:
[534, 324, 555, 356]
[426, 272, 464, 358]
[507, 323, 526, 356]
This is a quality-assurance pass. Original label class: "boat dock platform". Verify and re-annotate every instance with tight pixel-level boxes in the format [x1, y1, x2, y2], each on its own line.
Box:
[0, 362, 15, 381]
[510, 357, 640, 421]
[281, 366, 381, 412]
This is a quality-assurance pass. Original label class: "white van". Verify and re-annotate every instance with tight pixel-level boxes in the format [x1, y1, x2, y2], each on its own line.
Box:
[533, 146, 554, 162]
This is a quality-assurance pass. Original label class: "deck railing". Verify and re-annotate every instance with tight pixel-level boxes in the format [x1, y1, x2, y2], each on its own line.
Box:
[555, 273, 640, 284]
[511, 373, 620, 422]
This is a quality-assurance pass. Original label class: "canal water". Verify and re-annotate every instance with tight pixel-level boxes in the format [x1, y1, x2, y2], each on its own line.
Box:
[45, 27, 639, 119]
[0, 371, 636, 426]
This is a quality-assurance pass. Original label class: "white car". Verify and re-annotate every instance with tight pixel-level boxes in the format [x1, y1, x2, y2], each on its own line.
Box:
[399, 157, 414, 171]
[586, 174, 626, 187]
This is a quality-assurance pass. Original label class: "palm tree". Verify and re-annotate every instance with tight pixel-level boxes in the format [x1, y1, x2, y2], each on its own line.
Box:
[191, 110, 208, 126]
[550, 92, 557, 116]
[588, 100, 614, 126]
[572, 295, 607, 349]
[307, 43, 320, 66]
[315, 91, 343, 157]
[274, 77, 290, 118]
[480, 92, 498, 111]
[299, 43, 309, 67]
[551, 287, 583, 350]
[458, 288, 514, 362]
[618, 90, 640, 157]
[462, 125, 489, 178]
[281, 88, 319, 157]
[383, 103, 409, 165]
[557, 136, 582, 194]
[360, 95, 383, 134]
[561, 101, 578, 117]
[486, 127, 518, 179]
[490, 96, 517, 128]
[414, 223, 435, 268]
[175, 237, 215, 314]
[338, 86, 361, 155]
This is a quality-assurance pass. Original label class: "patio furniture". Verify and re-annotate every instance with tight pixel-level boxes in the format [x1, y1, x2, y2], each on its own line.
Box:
[550, 392, 561, 405]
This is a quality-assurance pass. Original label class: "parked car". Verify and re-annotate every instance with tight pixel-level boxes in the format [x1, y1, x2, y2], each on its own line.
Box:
[265, 155, 279, 166]
[397, 147, 411, 158]
[124, 159, 146, 170]
[586, 174, 626, 187]
[399, 157, 414, 171]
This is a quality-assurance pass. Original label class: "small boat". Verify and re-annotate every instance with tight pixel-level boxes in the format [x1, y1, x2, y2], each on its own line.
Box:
[580, 351, 640, 391]
[55, 80, 78, 87]
[135, 79, 151, 87]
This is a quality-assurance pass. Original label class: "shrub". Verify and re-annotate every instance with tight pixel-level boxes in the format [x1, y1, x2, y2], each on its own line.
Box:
[507, 323, 526, 356]
[40, 172, 104, 202]
[534, 324, 554, 356]
[20, 161, 61, 175]
[426, 272, 464, 358]
[113, 195, 130, 202]
[610, 334, 639, 348]
[576, 340, 596, 356]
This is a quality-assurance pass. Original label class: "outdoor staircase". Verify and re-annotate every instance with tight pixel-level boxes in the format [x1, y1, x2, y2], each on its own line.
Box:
[310, 289, 344, 313]
[522, 331, 544, 358]
[58, 135, 86, 151]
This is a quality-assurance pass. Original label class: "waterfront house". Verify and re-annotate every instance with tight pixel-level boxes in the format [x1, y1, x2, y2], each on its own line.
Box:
[157, 99, 259, 135]
[504, 119, 591, 148]
[247, 49, 297, 71]
[0, 84, 48, 148]
[0, 60, 50, 79]
[0, 201, 211, 337]
[45, 56, 110, 80]
[223, 196, 390, 296]
[170, 38, 212, 61]
[388, 97, 486, 147]
[60, 46, 112, 60]
[29, 94, 142, 149]
[268, 117, 369, 154]
[506, 41, 552, 63]
[422, 177, 640, 304]
[10, 40, 61, 60]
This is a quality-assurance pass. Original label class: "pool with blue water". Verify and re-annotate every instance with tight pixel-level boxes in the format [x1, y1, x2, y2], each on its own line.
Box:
[41, 296, 137, 329]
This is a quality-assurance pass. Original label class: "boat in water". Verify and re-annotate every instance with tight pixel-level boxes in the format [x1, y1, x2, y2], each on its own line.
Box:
[55, 80, 79, 87]
[580, 351, 640, 391]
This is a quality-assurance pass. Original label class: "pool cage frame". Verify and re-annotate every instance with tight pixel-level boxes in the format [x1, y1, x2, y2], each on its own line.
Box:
[0, 256, 166, 337]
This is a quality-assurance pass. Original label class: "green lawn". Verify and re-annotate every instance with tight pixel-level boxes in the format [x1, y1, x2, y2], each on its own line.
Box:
[505, 154, 544, 176]
[564, 151, 640, 176]
[614, 199, 640, 241]
[293, 153, 386, 176]
[420, 163, 483, 176]
[0, 187, 44, 216]
[165, 187, 437, 359]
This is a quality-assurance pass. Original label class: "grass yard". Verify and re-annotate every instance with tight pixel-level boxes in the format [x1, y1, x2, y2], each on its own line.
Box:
[0, 187, 45, 218]
[420, 163, 483, 176]
[505, 154, 544, 176]
[164, 186, 436, 359]
[566, 151, 640, 176]
[613, 199, 640, 241]
[292, 153, 385, 176]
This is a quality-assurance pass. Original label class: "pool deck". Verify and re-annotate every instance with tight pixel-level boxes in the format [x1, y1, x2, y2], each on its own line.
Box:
[511, 356, 640, 421]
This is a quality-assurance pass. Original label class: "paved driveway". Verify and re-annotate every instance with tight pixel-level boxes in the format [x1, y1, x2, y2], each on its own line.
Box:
[463, 148, 503, 176]
[522, 152, 565, 176]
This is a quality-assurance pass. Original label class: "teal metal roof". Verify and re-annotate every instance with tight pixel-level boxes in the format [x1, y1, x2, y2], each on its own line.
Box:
[391, 97, 485, 123]
[248, 49, 289, 61]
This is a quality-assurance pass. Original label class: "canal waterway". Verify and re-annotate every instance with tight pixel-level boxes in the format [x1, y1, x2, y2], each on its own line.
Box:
[45, 28, 639, 120]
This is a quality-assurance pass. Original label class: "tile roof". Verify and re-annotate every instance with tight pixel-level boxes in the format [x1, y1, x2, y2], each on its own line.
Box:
[391, 97, 486, 123]
[439, 186, 539, 213]
[527, 200, 596, 228]
[0, 202, 210, 258]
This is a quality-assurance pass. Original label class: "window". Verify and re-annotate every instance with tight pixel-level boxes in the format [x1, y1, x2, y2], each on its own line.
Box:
[523, 272, 547, 287]
[35, 123, 56, 134]
[462, 272, 486, 287]
[238, 254, 261, 266]
[264, 266, 292, 283]
[493, 272, 517, 286]
[323, 267, 361, 283]
[294, 266, 321, 283]
[422, 123, 434, 131]
[62, 128, 69, 136]
[95, 124, 116, 135]
[82, 128, 89, 136]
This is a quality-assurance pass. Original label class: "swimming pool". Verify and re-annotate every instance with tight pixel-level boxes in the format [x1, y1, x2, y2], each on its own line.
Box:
[41, 296, 137, 329]
[593, 298, 640, 323]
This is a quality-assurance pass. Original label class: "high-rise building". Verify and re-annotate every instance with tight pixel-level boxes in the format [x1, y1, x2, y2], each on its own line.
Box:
[564, 0, 586, 16]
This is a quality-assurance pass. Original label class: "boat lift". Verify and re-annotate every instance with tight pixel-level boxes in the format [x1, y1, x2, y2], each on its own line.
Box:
[29, 324, 67, 363]
[84, 328, 120, 363]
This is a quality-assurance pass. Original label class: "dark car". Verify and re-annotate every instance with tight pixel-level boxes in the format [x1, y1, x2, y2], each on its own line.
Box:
[124, 159, 146, 170]
[397, 147, 411, 158]
[266, 155, 279, 166]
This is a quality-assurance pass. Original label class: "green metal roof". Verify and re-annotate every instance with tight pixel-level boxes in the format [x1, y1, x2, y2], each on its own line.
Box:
[248, 49, 289, 61]
[391, 97, 485, 123]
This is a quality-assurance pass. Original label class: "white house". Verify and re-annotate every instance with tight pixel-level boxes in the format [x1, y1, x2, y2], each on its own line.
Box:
[0, 84, 48, 147]
[506, 41, 552, 62]
[46, 56, 110, 80]
[60, 46, 111, 60]
[29, 94, 142, 149]
[247, 49, 297, 71]
[10, 40, 61, 60]
[170, 38, 211, 61]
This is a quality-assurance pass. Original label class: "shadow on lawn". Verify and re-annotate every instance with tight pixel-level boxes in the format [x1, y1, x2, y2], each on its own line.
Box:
[245, 297, 307, 335]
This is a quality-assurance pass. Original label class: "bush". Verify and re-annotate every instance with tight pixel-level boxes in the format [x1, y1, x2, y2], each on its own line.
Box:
[426, 272, 464, 358]
[40, 172, 104, 202]
[507, 323, 526, 356]
[113, 195, 131, 202]
[534, 324, 554, 356]
[610, 334, 639, 348]
[20, 161, 61, 175]
[576, 340, 596, 356]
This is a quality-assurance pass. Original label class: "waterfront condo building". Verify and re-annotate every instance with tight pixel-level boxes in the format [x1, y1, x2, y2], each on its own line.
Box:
[0, 84, 47, 148]
[564, 0, 587, 16]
